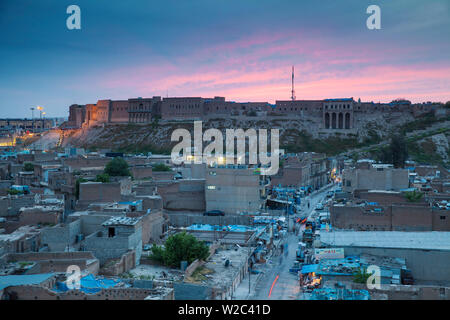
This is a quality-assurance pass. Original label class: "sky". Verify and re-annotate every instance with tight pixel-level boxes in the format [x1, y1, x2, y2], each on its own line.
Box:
[0, 0, 449, 118]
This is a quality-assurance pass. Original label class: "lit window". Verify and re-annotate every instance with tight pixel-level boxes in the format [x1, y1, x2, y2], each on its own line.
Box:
[207, 185, 216, 190]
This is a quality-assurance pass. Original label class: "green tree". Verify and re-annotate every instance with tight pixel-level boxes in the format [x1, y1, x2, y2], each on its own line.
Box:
[353, 267, 371, 284]
[8, 188, 21, 195]
[377, 146, 392, 163]
[150, 232, 210, 267]
[152, 163, 172, 172]
[95, 173, 110, 183]
[149, 244, 165, 264]
[390, 135, 408, 168]
[405, 190, 424, 202]
[23, 162, 34, 172]
[104, 157, 131, 176]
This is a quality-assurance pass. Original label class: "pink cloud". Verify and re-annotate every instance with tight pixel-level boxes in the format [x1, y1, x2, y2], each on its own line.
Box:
[89, 31, 450, 103]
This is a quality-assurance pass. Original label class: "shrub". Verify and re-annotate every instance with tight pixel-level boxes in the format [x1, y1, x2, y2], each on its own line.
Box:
[150, 232, 210, 268]
[104, 157, 131, 176]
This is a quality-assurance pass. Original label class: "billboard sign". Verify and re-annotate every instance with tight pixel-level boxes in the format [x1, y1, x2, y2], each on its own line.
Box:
[314, 248, 344, 260]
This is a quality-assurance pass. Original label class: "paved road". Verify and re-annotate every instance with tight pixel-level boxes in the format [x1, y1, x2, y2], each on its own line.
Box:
[246, 184, 336, 300]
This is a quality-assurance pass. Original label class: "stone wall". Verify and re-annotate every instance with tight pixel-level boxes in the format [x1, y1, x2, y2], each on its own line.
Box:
[99, 250, 136, 276]
[3, 285, 173, 300]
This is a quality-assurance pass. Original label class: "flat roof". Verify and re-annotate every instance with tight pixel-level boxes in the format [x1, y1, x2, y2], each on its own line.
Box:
[321, 231, 450, 250]
[102, 216, 140, 226]
[0, 273, 54, 290]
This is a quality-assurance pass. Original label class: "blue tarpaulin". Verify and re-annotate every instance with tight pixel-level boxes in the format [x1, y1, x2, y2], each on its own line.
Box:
[54, 274, 122, 294]
[301, 264, 319, 274]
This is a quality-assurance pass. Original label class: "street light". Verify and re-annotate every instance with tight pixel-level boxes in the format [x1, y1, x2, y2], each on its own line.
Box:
[37, 106, 43, 119]
[30, 107, 35, 132]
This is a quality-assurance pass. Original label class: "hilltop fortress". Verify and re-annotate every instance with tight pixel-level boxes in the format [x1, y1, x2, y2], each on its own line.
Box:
[66, 96, 448, 137]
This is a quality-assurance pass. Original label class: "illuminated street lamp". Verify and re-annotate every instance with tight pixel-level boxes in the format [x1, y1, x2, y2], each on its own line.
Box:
[37, 106, 44, 119]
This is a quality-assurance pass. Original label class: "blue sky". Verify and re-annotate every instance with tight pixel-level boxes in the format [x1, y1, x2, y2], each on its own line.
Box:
[1, 0, 449, 118]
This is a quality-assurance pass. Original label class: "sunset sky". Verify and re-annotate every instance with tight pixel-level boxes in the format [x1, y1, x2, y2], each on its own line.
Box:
[1, 0, 449, 117]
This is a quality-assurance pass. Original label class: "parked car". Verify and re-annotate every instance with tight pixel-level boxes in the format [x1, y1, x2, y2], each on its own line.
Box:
[315, 203, 324, 211]
[203, 210, 225, 216]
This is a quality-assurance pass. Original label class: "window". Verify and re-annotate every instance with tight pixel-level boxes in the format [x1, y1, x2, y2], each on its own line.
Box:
[207, 185, 216, 190]
[440, 216, 446, 220]
[209, 171, 216, 176]
[108, 227, 115, 237]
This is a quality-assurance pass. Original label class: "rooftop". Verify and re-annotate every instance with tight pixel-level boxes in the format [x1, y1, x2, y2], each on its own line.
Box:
[102, 216, 140, 226]
[0, 273, 54, 290]
[193, 246, 249, 290]
[321, 231, 450, 250]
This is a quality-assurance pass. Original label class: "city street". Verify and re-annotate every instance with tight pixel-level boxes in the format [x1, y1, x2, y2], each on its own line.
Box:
[235, 183, 335, 300]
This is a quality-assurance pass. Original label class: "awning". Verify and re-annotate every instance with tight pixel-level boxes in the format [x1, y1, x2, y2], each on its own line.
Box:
[301, 264, 319, 274]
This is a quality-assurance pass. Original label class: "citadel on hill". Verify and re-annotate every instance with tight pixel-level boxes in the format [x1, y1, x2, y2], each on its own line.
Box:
[66, 96, 447, 132]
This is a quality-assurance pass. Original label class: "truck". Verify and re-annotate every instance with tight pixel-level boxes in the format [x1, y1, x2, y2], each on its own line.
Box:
[302, 229, 313, 244]
[296, 242, 306, 262]
[305, 217, 316, 232]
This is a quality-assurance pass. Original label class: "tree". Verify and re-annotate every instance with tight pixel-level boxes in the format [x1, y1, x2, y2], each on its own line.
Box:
[390, 135, 408, 168]
[353, 267, 371, 284]
[23, 163, 34, 172]
[104, 157, 131, 176]
[8, 188, 21, 195]
[95, 173, 110, 183]
[152, 163, 172, 172]
[150, 232, 210, 268]
[405, 190, 424, 202]
[378, 146, 392, 164]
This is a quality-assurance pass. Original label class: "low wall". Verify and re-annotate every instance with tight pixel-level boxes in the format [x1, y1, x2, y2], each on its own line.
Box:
[168, 213, 252, 227]
[351, 283, 449, 300]
[4, 285, 173, 300]
[342, 246, 450, 283]
[100, 250, 136, 276]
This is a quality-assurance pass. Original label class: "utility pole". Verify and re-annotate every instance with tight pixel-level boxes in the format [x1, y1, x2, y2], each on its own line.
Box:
[248, 255, 251, 294]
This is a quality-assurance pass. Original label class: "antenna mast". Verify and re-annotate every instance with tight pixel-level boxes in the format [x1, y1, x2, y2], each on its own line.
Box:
[291, 65, 296, 101]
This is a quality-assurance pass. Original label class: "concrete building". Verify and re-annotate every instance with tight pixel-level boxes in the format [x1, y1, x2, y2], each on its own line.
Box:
[0, 251, 100, 276]
[205, 165, 267, 214]
[330, 201, 449, 231]
[342, 162, 409, 193]
[0, 226, 41, 255]
[83, 216, 143, 265]
[320, 231, 450, 284]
